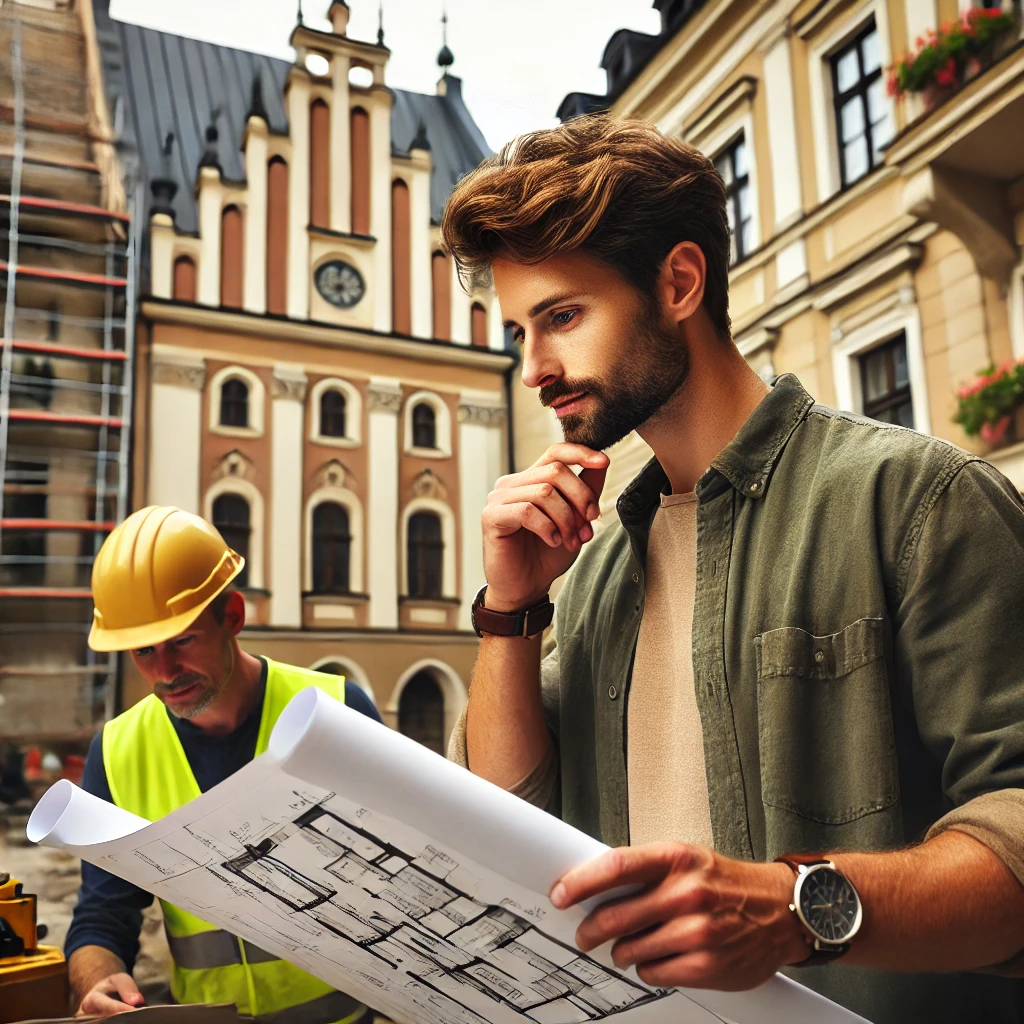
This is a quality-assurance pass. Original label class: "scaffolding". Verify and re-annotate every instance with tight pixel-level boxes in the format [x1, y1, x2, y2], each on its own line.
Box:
[0, 4, 138, 745]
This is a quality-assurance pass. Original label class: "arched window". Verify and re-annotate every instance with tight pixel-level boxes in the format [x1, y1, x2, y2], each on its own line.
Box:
[471, 302, 488, 348]
[312, 502, 352, 593]
[220, 205, 243, 309]
[431, 250, 450, 340]
[320, 389, 347, 438]
[173, 256, 197, 302]
[267, 157, 289, 315]
[398, 671, 444, 754]
[212, 494, 250, 588]
[411, 402, 436, 450]
[391, 179, 411, 334]
[350, 107, 371, 235]
[220, 378, 249, 428]
[310, 99, 330, 228]
[407, 511, 442, 599]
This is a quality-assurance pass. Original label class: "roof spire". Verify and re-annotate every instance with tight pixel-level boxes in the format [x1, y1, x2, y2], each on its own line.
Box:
[248, 73, 268, 122]
[437, 9, 454, 72]
[377, 1, 385, 45]
[296, 0, 304, 26]
[150, 132, 178, 218]
[198, 107, 221, 171]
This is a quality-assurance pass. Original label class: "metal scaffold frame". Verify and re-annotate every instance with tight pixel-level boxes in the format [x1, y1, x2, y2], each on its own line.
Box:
[0, 11, 140, 737]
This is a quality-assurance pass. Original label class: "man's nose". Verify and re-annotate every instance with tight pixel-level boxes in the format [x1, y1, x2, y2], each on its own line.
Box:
[520, 334, 561, 391]
[151, 645, 182, 682]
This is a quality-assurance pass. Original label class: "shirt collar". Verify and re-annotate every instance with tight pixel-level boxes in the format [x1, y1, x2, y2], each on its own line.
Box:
[616, 373, 815, 526]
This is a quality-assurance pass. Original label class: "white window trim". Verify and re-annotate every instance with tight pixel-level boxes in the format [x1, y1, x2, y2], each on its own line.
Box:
[208, 365, 265, 438]
[400, 497, 457, 600]
[1010, 259, 1024, 361]
[808, 0, 894, 204]
[403, 390, 452, 458]
[831, 298, 931, 434]
[387, 658, 468, 750]
[309, 377, 363, 447]
[304, 486, 365, 594]
[308, 655, 375, 704]
[204, 477, 265, 589]
[701, 115, 762, 261]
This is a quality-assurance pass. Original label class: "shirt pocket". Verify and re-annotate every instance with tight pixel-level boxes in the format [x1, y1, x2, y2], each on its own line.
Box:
[755, 616, 899, 828]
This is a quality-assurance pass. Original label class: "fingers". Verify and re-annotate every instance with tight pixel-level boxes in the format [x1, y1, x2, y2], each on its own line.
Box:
[80, 990, 137, 1014]
[488, 484, 594, 551]
[575, 873, 716, 952]
[610, 913, 728, 969]
[535, 444, 610, 473]
[110, 972, 144, 1005]
[495, 461, 603, 526]
[80, 974, 144, 1014]
[551, 843, 700, 911]
[484, 501, 565, 549]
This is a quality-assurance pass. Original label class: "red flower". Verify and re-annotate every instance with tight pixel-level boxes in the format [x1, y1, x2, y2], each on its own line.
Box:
[980, 416, 1012, 445]
[936, 58, 957, 86]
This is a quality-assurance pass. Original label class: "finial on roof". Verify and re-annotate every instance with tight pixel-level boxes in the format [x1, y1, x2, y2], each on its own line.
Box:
[150, 132, 178, 218]
[437, 10, 454, 71]
[377, 0, 385, 45]
[410, 118, 430, 152]
[297, 0, 304, 25]
[198, 108, 221, 171]
[248, 73, 268, 122]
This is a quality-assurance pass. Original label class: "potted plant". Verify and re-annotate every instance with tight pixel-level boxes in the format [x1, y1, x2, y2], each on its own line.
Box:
[953, 359, 1024, 447]
[887, 7, 1017, 109]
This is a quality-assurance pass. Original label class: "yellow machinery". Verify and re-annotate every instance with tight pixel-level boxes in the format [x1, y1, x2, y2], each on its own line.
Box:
[0, 872, 68, 1022]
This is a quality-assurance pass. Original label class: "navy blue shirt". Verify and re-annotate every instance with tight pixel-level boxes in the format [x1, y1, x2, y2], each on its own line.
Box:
[64, 662, 382, 970]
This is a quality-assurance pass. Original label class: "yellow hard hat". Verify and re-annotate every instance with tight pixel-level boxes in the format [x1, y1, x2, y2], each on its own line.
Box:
[88, 506, 245, 653]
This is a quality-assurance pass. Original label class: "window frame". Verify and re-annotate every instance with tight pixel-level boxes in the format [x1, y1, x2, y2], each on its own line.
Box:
[211, 492, 252, 589]
[399, 498, 456, 600]
[406, 510, 444, 600]
[204, 477, 265, 589]
[403, 390, 452, 458]
[309, 377, 362, 447]
[859, 333, 914, 427]
[304, 488, 364, 595]
[714, 132, 754, 266]
[208, 366, 265, 438]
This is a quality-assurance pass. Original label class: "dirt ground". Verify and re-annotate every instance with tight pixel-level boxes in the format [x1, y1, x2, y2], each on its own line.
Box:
[1, 818, 173, 1006]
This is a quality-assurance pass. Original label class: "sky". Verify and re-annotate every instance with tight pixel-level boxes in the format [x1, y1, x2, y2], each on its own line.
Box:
[106, 0, 661, 151]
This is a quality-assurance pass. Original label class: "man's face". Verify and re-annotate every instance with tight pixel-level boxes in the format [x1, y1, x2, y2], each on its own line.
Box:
[129, 605, 234, 719]
[494, 252, 689, 450]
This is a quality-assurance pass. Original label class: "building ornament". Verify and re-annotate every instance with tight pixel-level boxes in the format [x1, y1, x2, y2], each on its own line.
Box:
[317, 459, 350, 490]
[272, 365, 309, 401]
[211, 449, 256, 483]
[457, 403, 506, 427]
[368, 381, 403, 414]
[152, 354, 206, 390]
[411, 468, 448, 502]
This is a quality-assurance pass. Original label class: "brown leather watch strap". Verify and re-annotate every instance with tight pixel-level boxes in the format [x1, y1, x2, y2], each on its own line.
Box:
[471, 586, 554, 638]
[776, 852, 829, 871]
[775, 854, 852, 966]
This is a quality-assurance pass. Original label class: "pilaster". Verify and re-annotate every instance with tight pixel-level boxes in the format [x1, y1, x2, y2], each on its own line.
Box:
[148, 348, 206, 513]
[367, 377, 402, 627]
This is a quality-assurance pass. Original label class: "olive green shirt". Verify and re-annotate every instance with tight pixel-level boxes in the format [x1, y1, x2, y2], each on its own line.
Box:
[454, 374, 1024, 1023]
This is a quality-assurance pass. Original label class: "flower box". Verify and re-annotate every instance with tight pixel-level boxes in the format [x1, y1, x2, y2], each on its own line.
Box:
[954, 359, 1024, 448]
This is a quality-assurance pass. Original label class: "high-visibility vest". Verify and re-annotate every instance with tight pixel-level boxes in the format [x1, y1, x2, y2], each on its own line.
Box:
[102, 658, 367, 1024]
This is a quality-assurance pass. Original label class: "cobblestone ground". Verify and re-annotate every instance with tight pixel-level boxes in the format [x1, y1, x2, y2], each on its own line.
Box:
[1, 817, 173, 1005]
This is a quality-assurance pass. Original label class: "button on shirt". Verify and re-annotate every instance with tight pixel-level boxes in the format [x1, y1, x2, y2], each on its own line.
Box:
[65, 662, 382, 971]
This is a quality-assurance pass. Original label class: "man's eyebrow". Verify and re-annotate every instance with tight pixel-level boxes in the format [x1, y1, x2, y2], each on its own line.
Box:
[502, 293, 580, 330]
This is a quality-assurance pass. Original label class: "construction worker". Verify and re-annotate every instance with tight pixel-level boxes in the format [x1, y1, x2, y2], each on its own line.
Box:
[64, 505, 380, 1021]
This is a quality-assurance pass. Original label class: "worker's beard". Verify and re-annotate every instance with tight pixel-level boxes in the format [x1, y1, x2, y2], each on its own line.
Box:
[154, 646, 234, 719]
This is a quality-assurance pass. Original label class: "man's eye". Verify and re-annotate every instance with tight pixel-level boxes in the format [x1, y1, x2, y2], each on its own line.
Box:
[513, 328, 525, 344]
[134, 647, 154, 657]
[552, 310, 577, 327]
[174, 636, 194, 649]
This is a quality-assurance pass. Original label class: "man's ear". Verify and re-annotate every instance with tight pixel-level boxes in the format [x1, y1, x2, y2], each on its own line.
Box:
[223, 590, 247, 637]
[658, 241, 706, 324]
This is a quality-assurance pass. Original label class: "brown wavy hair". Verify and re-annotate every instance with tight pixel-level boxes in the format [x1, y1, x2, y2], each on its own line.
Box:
[441, 114, 732, 339]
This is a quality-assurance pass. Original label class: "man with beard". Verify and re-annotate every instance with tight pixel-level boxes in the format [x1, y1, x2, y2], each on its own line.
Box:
[442, 115, 1024, 1023]
[65, 505, 380, 1021]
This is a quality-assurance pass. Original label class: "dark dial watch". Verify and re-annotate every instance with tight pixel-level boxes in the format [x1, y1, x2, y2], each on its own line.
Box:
[471, 585, 554, 638]
[775, 853, 863, 964]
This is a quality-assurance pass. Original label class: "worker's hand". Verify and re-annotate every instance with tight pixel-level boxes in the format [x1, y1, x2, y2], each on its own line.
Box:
[550, 843, 809, 991]
[76, 971, 145, 1014]
[482, 443, 609, 611]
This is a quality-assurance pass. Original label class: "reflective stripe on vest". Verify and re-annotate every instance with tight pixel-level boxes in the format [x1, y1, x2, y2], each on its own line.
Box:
[103, 659, 364, 1024]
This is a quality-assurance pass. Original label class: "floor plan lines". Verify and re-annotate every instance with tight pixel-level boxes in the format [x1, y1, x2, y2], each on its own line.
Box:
[217, 799, 669, 1024]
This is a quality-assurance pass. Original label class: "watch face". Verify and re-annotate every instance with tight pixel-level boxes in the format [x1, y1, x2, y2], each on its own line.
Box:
[795, 865, 862, 944]
[315, 260, 365, 309]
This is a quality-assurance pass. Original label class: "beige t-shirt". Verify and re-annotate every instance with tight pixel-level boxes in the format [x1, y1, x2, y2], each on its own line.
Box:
[627, 492, 714, 848]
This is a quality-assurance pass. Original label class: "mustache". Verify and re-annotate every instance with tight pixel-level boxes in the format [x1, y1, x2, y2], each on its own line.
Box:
[154, 673, 203, 696]
[539, 378, 603, 409]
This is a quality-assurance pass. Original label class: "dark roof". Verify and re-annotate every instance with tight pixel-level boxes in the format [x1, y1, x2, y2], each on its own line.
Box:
[556, 0, 710, 121]
[93, 9, 490, 235]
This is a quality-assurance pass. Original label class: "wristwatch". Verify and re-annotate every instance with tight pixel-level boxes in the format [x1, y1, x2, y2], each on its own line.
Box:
[471, 585, 554, 639]
[775, 853, 863, 965]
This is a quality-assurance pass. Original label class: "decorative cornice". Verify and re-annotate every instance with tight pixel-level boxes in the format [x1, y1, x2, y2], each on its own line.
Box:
[152, 351, 206, 390]
[368, 380, 403, 413]
[272, 364, 308, 401]
[457, 403, 507, 427]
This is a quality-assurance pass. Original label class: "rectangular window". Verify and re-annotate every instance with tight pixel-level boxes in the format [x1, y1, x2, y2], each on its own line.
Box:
[860, 333, 914, 428]
[714, 134, 753, 266]
[831, 21, 893, 189]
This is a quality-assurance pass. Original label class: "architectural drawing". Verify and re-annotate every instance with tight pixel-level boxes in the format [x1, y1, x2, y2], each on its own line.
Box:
[218, 800, 667, 1024]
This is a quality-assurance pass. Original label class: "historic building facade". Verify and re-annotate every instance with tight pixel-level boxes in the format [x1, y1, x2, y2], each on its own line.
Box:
[96, 0, 512, 752]
[520, 0, 1024, 518]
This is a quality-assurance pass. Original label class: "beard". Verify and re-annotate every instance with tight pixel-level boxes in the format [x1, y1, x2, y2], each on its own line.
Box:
[540, 300, 690, 451]
[154, 671, 225, 720]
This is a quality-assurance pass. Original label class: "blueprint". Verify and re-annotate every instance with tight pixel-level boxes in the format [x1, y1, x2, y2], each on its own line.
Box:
[28, 688, 867, 1024]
